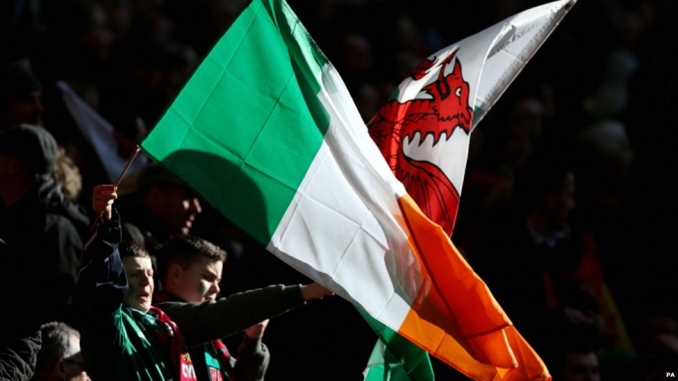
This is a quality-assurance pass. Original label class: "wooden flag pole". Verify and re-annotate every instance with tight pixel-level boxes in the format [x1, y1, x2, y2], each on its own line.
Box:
[89, 146, 142, 232]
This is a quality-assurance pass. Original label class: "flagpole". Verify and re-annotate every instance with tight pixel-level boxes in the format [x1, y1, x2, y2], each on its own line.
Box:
[89, 146, 142, 233]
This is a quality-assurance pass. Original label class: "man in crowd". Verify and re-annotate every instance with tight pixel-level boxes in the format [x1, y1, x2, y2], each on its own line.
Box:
[118, 162, 203, 257]
[0, 63, 44, 130]
[31, 322, 90, 381]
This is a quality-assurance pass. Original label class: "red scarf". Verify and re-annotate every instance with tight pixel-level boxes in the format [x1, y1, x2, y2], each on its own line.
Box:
[153, 292, 233, 380]
[148, 306, 198, 381]
[210, 339, 232, 381]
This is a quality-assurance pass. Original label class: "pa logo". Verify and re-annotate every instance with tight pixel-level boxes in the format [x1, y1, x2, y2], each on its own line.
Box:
[667, 372, 676, 378]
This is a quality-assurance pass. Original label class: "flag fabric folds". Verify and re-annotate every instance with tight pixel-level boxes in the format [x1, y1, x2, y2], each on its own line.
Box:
[360, 309, 435, 381]
[141, 0, 572, 379]
[362, 327, 432, 381]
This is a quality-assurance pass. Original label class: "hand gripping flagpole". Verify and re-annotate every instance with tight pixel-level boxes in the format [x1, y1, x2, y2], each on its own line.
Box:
[85, 146, 142, 248]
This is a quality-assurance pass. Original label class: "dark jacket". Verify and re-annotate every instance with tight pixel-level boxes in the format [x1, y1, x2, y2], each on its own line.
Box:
[37, 178, 91, 240]
[0, 238, 42, 381]
[0, 330, 41, 381]
[0, 178, 89, 332]
[75, 209, 183, 381]
[155, 284, 306, 381]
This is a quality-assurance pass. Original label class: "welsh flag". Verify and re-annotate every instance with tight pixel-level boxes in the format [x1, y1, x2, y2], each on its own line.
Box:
[368, 0, 576, 237]
[141, 0, 571, 379]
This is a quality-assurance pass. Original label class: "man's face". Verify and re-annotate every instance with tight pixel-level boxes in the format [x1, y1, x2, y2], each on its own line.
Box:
[562, 352, 600, 381]
[61, 335, 90, 381]
[172, 257, 223, 303]
[122, 256, 154, 312]
[153, 186, 202, 235]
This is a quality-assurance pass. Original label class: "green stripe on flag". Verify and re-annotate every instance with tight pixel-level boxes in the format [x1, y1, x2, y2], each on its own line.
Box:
[359, 308, 434, 381]
[141, 0, 330, 245]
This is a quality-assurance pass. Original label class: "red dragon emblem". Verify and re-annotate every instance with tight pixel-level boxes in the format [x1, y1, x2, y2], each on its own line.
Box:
[368, 49, 473, 235]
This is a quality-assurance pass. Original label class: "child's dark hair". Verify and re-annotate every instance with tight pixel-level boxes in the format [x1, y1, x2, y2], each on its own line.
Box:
[156, 235, 227, 278]
[119, 240, 150, 259]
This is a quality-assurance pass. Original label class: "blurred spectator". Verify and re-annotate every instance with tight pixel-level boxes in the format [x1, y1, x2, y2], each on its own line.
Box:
[454, 78, 553, 249]
[99, 0, 132, 43]
[0, 125, 89, 328]
[576, 120, 634, 214]
[570, 119, 644, 319]
[29, 2, 117, 209]
[0, 59, 90, 225]
[117, 163, 203, 257]
[0, 63, 85, 201]
[561, 350, 601, 381]
[0, 125, 89, 381]
[626, 305, 678, 381]
[32, 0, 113, 85]
[0, 237, 42, 381]
[466, 151, 617, 354]
[545, 334, 602, 381]
[32, 322, 90, 381]
[97, 36, 197, 144]
[0, 63, 44, 129]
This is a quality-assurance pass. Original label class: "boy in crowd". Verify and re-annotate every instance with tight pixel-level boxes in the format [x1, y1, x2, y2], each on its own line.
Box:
[155, 234, 272, 381]
[77, 184, 332, 380]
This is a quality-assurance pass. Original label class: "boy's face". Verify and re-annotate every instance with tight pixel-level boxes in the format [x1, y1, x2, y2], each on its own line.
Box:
[122, 256, 154, 312]
[172, 256, 223, 303]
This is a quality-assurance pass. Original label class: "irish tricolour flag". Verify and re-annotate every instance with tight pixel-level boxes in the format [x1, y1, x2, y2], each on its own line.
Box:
[141, 0, 562, 379]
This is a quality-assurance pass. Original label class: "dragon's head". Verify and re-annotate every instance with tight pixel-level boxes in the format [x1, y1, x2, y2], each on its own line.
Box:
[419, 50, 473, 133]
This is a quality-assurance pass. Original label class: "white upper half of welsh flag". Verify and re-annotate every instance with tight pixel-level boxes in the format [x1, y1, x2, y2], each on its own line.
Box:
[369, 0, 575, 234]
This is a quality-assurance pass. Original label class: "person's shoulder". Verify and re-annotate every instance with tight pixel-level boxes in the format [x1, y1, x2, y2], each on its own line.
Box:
[44, 212, 83, 240]
[59, 197, 91, 228]
[40, 179, 91, 235]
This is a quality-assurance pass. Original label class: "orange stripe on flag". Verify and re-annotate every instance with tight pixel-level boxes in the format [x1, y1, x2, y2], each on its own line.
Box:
[396, 194, 551, 380]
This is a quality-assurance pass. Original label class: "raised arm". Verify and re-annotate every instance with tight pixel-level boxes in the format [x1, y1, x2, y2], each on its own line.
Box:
[158, 282, 333, 346]
[75, 185, 137, 381]
[76, 185, 126, 313]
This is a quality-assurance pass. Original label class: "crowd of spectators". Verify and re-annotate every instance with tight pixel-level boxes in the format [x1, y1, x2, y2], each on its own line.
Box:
[2, 0, 677, 380]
